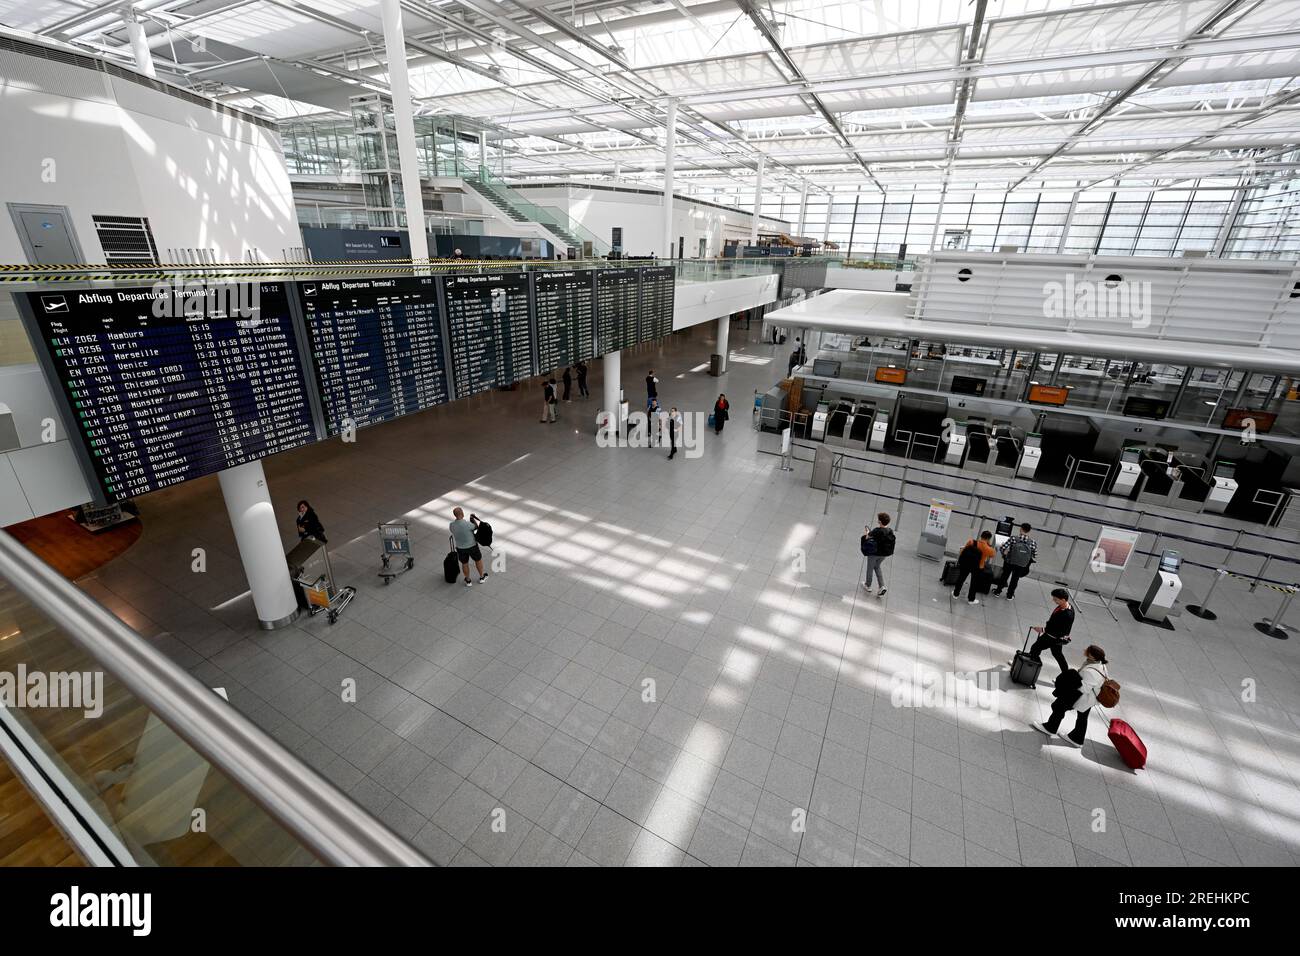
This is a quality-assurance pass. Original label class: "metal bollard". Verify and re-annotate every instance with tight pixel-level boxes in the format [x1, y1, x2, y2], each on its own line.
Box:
[1250, 556, 1271, 593]
[1254, 584, 1297, 640]
[1188, 568, 1227, 620]
[1144, 532, 1162, 569]
[1224, 529, 1243, 566]
[1059, 535, 1080, 583]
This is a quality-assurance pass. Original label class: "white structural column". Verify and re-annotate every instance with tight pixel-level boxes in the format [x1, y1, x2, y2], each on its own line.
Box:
[379, 0, 429, 262]
[662, 98, 677, 259]
[218, 461, 299, 630]
[1057, 188, 1082, 253]
[478, 131, 488, 171]
[603, 350, 623, 432]
[796, 184, 809, 237]
[750, 155, 766, 245]
[122, 10, 156, 79]
[714, 315, 730, 375]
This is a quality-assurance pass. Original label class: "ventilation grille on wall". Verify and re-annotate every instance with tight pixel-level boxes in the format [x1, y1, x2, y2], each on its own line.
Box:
[92, 215, 159, 265]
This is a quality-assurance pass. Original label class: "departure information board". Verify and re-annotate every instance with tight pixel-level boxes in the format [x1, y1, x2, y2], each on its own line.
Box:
[300, 276, 449, 434]
[443, 272, 535, 398]
[639, 266, 676, 343]
[596, 268, 640, 353]
[534, 270, 596, 371]
[24, 283, 316, 500]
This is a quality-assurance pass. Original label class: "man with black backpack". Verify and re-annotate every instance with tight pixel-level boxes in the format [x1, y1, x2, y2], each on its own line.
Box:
[993, 522, 1038, 599]
[860, 512, 896, 596]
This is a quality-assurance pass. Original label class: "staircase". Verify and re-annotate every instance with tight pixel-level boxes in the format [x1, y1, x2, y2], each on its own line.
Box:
[466, 168, 606, 256]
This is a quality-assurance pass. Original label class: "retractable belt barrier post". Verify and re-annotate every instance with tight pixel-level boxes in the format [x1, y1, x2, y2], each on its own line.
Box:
[1188, 569, 1227, 620]
[1255, 585, 1297, 640]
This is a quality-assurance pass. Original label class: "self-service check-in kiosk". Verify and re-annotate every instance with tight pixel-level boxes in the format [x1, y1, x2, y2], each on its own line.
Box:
[1204, 461, 1238, 514]
[870, 411, 888, 451]
[1016, 433, 1042, 479]
[1112, 446, 1142, 497]
[944, 422, 968, 466]
[1139, 549, 1183, 623]
[810, 401, 830, 441]
[993, 515, 1015, 552]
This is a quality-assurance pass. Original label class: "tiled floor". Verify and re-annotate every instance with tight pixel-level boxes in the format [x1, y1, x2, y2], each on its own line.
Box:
[72, 321, 1300, 866]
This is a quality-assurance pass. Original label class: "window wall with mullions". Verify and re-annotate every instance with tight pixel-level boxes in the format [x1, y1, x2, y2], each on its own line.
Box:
[756, 178, 1290, 260]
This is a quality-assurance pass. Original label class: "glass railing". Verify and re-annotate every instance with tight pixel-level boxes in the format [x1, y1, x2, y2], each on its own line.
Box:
[0, 532, 430, 867]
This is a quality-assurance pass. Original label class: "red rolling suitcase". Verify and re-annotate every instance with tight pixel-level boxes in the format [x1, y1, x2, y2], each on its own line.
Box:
[1107, 719, 1147, 770]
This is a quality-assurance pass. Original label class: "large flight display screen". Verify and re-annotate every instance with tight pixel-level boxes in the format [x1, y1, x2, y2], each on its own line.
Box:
[533, 270, 596, 371]
[23, 283, 317, 501]
[638, 266, 676, 343]
[299, 275, 450, 434]
[443, 272, 535, 398]
[595, 268, 640, 353]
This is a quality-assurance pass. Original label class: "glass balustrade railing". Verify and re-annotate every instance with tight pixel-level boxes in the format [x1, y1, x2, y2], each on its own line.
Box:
[0, 532, 429, 867]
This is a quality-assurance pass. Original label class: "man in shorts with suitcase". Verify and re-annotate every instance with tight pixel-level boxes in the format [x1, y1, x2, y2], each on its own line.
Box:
[450, 507, 488, 587]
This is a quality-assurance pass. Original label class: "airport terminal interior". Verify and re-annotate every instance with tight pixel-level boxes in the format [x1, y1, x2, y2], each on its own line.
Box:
[0, 0, 1299, 871]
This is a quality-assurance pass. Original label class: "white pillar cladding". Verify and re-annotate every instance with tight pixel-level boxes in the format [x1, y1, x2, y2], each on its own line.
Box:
[379, 0, 430, 262]
[122, 11, 156, 79]
[750, 154, 766, 245]
[715, 315, 730, 374]
[218, 461, 299, 630]
[663, 98, 677, 259]
[602, 350, 623, 432]
[479, 131, 487, 171]
[796, 183, 809, 237]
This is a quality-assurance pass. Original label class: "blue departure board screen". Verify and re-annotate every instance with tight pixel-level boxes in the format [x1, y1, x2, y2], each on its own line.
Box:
[443, 272, 535, 399]
[533, 269, 596, 371]
[638, 266, 675, 343]
[24, 283, 317, 501]
[595, 267, 640, 353]
[299, 275, 450, 434]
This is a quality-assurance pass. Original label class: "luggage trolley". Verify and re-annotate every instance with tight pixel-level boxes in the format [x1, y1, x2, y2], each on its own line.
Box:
[287, 536, 356, 625]
[378, 521, 414, 584]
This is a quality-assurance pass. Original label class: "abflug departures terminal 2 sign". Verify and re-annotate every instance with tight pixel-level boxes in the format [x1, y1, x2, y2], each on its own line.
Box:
[26, 284, 315, 500]
[20, 265, 675, 503]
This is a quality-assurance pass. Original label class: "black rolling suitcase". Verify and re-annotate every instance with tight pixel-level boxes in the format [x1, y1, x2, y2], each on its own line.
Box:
[941, 560, 960, 586]
[444, 534, 459, 584]
[1010, 628, 1041, 687]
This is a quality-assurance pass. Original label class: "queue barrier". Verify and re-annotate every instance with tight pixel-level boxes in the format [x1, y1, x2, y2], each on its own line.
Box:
[766, 443, 1300, 595]
[784, 436, 1300, 556]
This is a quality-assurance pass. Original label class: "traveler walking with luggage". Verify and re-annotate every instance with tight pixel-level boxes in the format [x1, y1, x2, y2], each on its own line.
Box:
[576, 360, 589, 398]
[712, 394, 730, 434]
[449, 507, 488, 587]
[1031, 644, 1109, 747]
[666, 407, 682, 460]
[562, 367, 573, 402]
[860, 512, 896, 596]
[1025, 588, 1075, 672]
[952, 530, 996, 604]
[469, 513, 493, 551]
[993, 522, 1038, 599]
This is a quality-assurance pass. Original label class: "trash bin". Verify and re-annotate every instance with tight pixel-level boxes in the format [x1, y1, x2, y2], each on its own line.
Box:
[709, 353, 722, 376]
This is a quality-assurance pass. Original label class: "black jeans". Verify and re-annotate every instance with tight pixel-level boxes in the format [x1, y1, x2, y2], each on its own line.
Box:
[952, 566, 984, 600]
[1029, 633, 1070, 673]
[1043, 696, 1091, 744]
[994, 564, 1029, 596]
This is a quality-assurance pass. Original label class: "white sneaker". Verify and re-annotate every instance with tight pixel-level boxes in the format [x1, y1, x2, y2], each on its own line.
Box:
[878, 587, 887, 596]
[464, 579, 473, 588]
[1058, 730, 1083, 748]
[479, 573, 489, 583]
[1030, 721, 1052, 736]
[968, 598, 980, 606]
[862, 582, 871, 591]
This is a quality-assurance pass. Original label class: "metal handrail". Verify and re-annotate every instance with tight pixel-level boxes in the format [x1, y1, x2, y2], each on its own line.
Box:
[0, 531, 430, 867]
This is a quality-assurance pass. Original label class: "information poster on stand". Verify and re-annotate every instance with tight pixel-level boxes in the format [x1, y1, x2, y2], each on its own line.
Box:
[1092, 526, 1141, 572]
[924, 499, 955, 538]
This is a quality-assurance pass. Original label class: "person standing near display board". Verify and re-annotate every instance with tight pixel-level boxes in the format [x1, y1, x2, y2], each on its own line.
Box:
[576, 360, 589, 398]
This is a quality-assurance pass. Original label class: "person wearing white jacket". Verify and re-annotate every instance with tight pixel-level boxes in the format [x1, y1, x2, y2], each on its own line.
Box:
[1031, 645, 1109, 747]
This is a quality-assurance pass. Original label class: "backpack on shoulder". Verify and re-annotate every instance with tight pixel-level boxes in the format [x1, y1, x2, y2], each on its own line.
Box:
[1006, 538, 1034, 568]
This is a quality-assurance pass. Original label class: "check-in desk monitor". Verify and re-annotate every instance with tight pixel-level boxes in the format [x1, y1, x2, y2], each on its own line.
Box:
[1016, 432, 1042, 478]
[1205, 461, 1238, 514]
[1113, 446, 1143, 497]
[1140, 549, 1183, 622]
